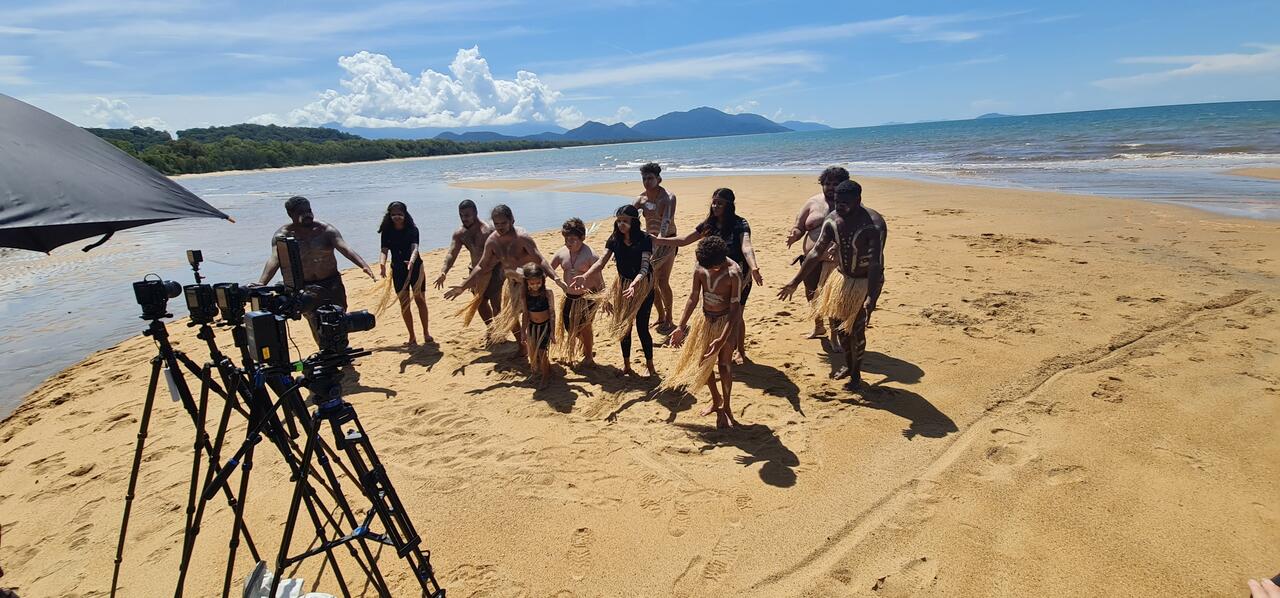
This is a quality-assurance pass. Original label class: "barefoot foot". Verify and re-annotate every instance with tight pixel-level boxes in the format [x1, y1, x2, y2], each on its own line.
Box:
[831, 366, 850, 380]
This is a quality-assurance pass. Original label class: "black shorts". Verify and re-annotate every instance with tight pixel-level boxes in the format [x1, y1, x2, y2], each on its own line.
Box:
[561, 294, 597, 332]
[740, 280, 753, 306]
[305, 274, 348, 310]
[528, 319, 552, 350]
[391, 260, 423, 294]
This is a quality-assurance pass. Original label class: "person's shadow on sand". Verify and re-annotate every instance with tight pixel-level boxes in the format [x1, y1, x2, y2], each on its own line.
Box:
[339, 367, 398, 399]
[373, 343, 444, 374]
[737, 361, 803, 415]
[816, 384, 956, 439]
[464, 369, 590, 414]
[863, 350, 925, 385]
[677, 422, 799, 488]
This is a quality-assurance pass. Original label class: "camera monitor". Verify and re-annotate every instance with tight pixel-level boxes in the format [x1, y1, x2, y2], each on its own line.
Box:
[275, 236, 305, 291]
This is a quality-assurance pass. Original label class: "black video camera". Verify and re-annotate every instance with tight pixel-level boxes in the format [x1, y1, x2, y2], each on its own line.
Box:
[134, 275, 182, 320]
[314, 305, 376, 353]
[214, 282, 250, 325]
[184, 284, 219, 325]
[250, 287, 318, 320]
[245, 310, 290, 369]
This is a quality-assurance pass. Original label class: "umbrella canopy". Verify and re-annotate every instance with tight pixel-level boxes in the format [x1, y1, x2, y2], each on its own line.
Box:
[0, 93, 231, 253]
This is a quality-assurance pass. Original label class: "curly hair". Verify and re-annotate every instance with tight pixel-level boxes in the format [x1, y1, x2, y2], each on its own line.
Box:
[695, 234, 729, 268]
[639, 162, 662, 178]
[561, 217, 586, 238]
[819, 166, 850, 185]
[284, 195, 310, 216]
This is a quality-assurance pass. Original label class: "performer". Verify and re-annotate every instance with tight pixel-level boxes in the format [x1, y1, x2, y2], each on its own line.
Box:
[520, 264, 556, 388]
[257, 195, 375, 342]
[634, 162, 679, 333]
[435, 199, 501, 326]
[571, 205, 657, 378]
[663, 236, 743, 429]
[786, 167, 845, 342]
[377, 201, 431, 345]
[550, 218, 603, 367]
[650, 188, 761, 363]
[443, 204, 564, 353]
[778, 180, 886, 390]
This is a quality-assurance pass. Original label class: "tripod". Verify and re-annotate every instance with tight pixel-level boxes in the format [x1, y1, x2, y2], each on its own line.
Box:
[204, 340, 399, 597]
[109, 317, 260, 598]
[272, 352, 444, 598]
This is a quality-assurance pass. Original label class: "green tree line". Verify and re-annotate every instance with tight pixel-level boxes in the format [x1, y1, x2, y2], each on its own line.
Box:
[95, 133, 600, 176]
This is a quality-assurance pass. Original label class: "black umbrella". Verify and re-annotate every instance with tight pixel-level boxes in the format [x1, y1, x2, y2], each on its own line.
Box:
[0, 93, 231, 253]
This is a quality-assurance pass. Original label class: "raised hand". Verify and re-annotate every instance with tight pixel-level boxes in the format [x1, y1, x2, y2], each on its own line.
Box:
[777, 282, 798, 302]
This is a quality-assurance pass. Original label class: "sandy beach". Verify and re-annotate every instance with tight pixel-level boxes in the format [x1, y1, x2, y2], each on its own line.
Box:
[1227, 167, 1280, 181]
[1, 174, 1277, 597]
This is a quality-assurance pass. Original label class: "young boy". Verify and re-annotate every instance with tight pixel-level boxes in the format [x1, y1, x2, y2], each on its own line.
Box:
[521, 263, 556, 388]
[550, 218, 603, 367]
[663, 236, 742, 429]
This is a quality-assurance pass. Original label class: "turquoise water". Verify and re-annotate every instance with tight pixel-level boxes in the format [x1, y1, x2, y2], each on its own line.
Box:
[1, 100, 1278, 416]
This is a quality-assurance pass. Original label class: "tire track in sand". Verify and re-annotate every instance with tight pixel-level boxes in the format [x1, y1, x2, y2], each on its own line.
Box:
[748, 289, 1260, 591]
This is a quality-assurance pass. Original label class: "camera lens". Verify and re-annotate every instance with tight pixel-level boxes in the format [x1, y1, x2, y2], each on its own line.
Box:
[342, 310, 376, 333]
[162, 280, 182, 299]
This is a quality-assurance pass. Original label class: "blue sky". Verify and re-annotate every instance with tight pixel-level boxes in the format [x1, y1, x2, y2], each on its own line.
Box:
[4, 0, 1279, 132]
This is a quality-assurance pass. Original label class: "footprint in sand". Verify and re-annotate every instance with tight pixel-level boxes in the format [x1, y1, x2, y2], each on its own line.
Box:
[726, 491, 752, 527]
[976, 429, 1038, 482]
[1091, 376, 1126, 403]
[668, 500, 691, 537]
[567, 527, 593, 582]
[1045, 465, 1087, 486]
[870, 556, 939, 597]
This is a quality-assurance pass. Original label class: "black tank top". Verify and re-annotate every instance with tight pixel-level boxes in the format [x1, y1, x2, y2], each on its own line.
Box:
[527, 291, 549, 312]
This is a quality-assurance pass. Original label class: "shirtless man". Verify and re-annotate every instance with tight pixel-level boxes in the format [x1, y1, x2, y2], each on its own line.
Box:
[434, 199, 502, 325]
[787, 167, 887, 347]
[779, 181, 886, 390]
[256, 195, 376, 341]
[634, 162, 679, 333]
[443, 204, 565, 351]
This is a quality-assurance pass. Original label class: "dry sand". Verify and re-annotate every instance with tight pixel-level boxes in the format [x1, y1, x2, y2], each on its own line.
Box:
[1226, 167, 1280, 181]
[1, 174, 1277, 597]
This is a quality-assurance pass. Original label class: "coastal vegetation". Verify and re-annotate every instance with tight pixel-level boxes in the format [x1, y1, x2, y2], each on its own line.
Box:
[90, 125, 599, 175]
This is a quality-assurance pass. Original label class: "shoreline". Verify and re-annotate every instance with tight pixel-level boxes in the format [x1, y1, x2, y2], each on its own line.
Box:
[3, 174, 1276, 596]
[1225, 167, 1280, 181]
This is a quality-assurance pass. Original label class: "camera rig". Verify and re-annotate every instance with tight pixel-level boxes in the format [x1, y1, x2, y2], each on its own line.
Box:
[110, 239, 444, 598]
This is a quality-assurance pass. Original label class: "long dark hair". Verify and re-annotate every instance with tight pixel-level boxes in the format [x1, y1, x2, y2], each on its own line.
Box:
[703, 188, 739, 239]
[611, 204, 643, 244]
[378, 201, 415, 234]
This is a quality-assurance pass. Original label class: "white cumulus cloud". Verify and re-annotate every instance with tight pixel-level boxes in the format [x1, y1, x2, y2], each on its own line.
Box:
[83, 97, 168, 130]
[252, 47, 580, 129]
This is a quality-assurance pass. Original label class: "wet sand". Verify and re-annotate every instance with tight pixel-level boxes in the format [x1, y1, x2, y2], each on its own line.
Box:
[1, 174, 1277, 596]
[1226, 167, 1280, 181]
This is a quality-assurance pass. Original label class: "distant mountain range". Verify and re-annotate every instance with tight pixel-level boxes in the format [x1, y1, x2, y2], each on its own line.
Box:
[331, 107, 831, 143]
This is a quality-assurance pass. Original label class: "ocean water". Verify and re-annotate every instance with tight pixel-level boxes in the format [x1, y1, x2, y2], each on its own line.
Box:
[1, 100, 1278, 416]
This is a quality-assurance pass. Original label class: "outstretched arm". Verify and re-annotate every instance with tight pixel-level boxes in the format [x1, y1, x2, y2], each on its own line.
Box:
[669, 269, 702, 347]
[522, 233, 566, 291]
[779, 219, 834, 300]
[740, 230, 763, 285]
[434, 230, 464, 289]
[573, 248, 612, 290]
[332, 226, 376, 280]
[651, 228, 703, 247]
[786, 202, 812, 248]
[444, 236, 498, 299]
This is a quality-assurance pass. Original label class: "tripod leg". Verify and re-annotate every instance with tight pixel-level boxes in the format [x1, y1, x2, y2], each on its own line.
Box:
[222, 439, 256, 598]
[109, 357, 162, 598]
[272, 412, 353, 598]
[337, 412, 444, 596]
[173, 363, 215, 597]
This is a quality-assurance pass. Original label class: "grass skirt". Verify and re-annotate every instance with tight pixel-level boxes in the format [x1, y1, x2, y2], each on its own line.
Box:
[525, 319, 556, 368]
[483, 278, 524, 345]
[811, 274, 868, 334]
[552, 295, 599, 364]
[651, 243, 677, 270]
[592, 276, 652, 341]
[659, 311, 732, 395]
